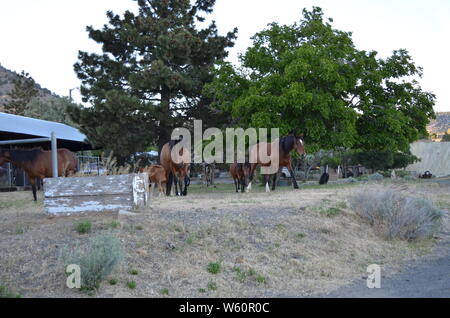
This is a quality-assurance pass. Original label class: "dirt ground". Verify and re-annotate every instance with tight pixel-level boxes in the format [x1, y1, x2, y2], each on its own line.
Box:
[0, 179, 448, 298]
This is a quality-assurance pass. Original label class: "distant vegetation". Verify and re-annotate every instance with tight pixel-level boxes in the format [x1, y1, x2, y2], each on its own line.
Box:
[0, 63, 80, 126]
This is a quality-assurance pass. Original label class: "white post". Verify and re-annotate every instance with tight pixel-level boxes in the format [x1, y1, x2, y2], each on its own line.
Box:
[51, 132, 58, 178]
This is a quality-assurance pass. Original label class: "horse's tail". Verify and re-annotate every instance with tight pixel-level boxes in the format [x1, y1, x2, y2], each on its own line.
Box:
[166, 171, 174, 196]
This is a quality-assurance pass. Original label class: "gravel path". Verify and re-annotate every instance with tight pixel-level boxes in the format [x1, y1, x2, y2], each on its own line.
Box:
[321, 225, 450, 298]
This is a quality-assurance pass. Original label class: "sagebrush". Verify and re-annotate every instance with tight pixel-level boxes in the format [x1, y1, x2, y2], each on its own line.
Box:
[61, 232, 123, 291]
[349, 186, 446, 241]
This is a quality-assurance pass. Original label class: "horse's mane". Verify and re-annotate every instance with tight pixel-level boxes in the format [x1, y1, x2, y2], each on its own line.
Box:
[6, 148, 43, 163]
[168, 138, 182, 150]
[280, 135, 295, 153]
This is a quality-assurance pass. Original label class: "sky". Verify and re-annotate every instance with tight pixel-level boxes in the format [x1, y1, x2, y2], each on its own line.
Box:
[0, 0, 449, 112]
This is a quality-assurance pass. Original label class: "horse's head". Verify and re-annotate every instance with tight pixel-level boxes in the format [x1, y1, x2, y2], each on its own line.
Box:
[282, 133, 306, 157]
[293, 133, 306, 157]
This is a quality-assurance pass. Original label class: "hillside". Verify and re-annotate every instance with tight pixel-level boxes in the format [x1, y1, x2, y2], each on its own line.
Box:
[427, 112, 450, 139]
[428, 112, 450, 133]
[0, 63, 57, 111]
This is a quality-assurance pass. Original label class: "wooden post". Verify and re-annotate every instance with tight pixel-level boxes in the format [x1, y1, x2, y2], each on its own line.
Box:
[51, 132, 58, 178]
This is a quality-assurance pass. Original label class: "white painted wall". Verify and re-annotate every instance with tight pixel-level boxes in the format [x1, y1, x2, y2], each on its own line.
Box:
[406, 141, 450, 177]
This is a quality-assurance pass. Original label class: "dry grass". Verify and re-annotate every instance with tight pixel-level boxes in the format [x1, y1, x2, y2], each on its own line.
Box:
[0, 180, 448, 297]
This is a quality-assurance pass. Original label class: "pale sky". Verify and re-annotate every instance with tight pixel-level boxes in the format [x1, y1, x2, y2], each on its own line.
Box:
[0, 0, 448, 111]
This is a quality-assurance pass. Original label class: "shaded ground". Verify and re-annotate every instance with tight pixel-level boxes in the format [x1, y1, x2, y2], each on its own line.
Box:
[0, 179, 448, 297]
[322, 231, 450, 298]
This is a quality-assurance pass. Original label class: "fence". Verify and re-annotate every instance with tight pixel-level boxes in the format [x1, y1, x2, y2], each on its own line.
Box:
[0, 154, 102, 190]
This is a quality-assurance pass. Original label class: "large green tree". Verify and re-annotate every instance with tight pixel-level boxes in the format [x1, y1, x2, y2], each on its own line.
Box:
[69, 0, 237, 163]
[206, 7, 435, 154]
[5, 71, 38, 115]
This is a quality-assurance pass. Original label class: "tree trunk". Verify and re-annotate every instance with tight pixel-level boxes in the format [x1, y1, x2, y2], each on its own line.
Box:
[158, 89, 171, 164]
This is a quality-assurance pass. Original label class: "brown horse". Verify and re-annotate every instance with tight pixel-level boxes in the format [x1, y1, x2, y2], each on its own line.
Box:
[0, 148, 77, 201]
[247, 133, 305, 192]
[229, 162, 251, 193]
[160, 139, 190, 196]
[140, 165, 167, 197]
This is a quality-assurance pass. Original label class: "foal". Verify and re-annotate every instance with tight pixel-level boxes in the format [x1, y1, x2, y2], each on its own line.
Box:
[229, 162, 251, 193]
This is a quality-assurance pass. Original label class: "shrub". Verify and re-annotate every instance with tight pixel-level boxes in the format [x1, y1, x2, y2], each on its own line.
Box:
[127, 281, 137, 289]
[207, 281, 217, 291]
[396, 170, 411, 178]
[368, 173, 384, 181]
[159, 288, 169, 295]
[75, 221, 92, 234]
[378, 170, 392, 178]
[320, 207, 342, 217]
[61, 232, 123, 290]
[207, 262, 221, 274]
[349, 186, 446, 241]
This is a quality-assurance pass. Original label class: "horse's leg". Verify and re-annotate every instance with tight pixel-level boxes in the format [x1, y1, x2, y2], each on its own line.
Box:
[246, 164, 256, 192]
[240, 177, 246, 193]
[173, 173, 180, 196]
[30, 177, 37, 201]
[288, 162, 299, 189]
[264, 174, 270, 193]
[233, 178, 239, 192]
[178, 175, 183, 196]
[166, 172, 173, 196]
[271, 168, 280, 191]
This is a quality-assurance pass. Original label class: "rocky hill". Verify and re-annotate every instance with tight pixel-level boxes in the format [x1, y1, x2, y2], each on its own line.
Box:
[0, 63, 57, 111]
[427, 112, 450, 136]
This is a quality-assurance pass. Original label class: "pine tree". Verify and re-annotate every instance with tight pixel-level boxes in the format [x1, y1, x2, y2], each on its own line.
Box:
[68, 0, 237, 163]
[5, 71, 38, 115]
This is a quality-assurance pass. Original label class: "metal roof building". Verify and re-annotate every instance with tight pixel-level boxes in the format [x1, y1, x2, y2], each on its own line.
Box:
[0, 112, 92, 151]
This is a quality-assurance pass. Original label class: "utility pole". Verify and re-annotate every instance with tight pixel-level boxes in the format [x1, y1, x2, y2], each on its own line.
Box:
[69, 87, 79, 101]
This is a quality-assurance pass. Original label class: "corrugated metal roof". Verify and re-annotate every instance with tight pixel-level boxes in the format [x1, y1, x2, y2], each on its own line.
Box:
[0, 112, 87, 142]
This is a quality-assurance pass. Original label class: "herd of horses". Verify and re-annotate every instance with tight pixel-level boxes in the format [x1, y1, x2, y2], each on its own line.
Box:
[0, 133, 306, 201]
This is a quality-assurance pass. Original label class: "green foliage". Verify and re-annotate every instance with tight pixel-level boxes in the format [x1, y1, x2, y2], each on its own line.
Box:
[159, 288, 169, 295]
[207, 281, 218, 291]
[207, 262, 221, 274]
[4, 71, 38, 115]
[24, 96, 80, 126]
[61, 233, 123, 290]
[352, 150, 419, 171]
[75, 221, 92, 234]
[109, 279, 117, 285]
[127, 281, 137, 289]
[207, 7, 435, 154]
[70, 0, 237, 162]
[233, 266, 266, 284]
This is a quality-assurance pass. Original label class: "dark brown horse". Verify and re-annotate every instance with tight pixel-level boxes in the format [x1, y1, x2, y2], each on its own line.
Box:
[0, 148, 78, 201]
[160, 139, 190, 196]
[247, 133, 305, 192]
[229, 162, 251, 193]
